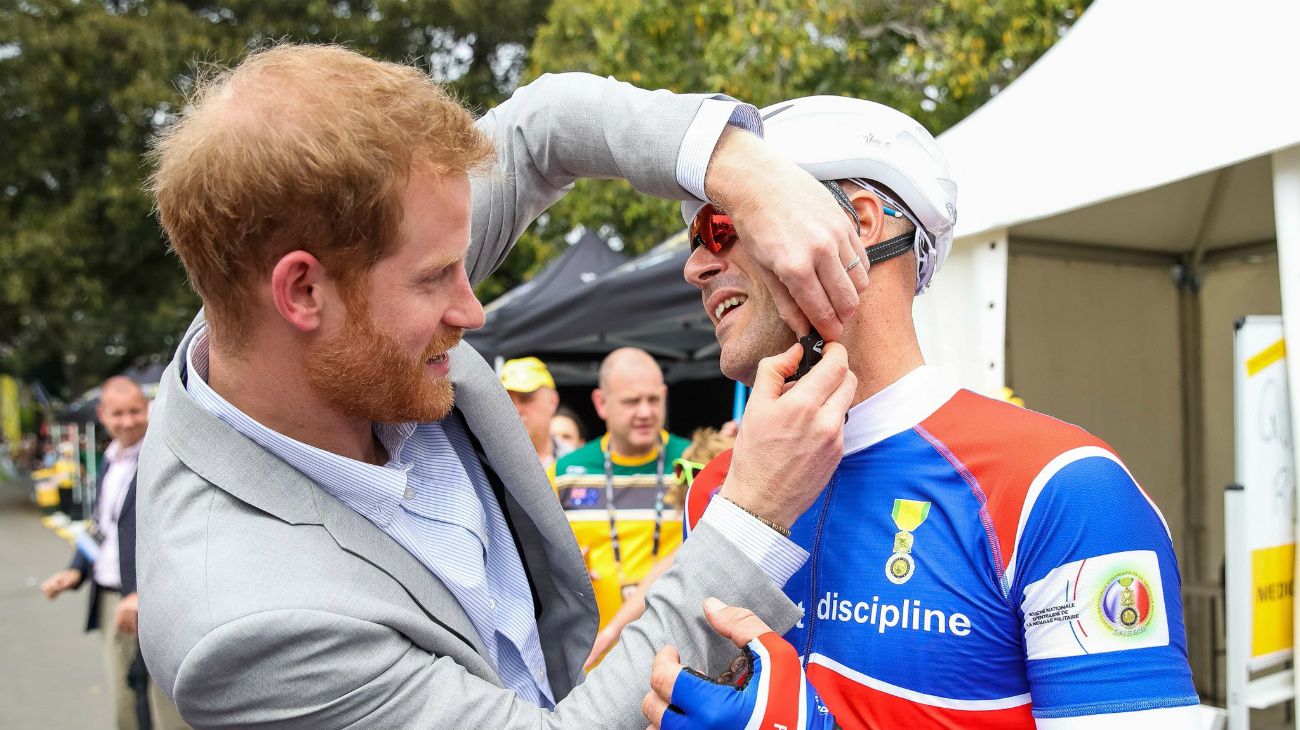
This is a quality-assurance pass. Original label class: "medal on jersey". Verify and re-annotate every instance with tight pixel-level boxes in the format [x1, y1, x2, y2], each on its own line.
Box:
[886, 499, 931, 585]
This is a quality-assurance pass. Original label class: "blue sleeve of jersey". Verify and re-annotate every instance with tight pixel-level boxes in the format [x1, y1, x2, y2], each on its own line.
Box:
[1009, 454, 1198, 719]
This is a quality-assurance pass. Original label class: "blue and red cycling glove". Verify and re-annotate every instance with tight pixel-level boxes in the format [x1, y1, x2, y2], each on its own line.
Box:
[662, 632, 836, 730]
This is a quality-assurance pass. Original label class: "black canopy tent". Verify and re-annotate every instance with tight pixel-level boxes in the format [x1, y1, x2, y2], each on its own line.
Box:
[465, 229, 628, 359]
[482, 232, 723, 382]
[469, 231, 740, 435]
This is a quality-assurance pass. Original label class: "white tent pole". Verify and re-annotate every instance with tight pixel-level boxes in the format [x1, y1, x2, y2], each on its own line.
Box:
[1271, 144, 1300, 726]
[975, 230, 1009, 395]
[1225, 484, 1248, 729]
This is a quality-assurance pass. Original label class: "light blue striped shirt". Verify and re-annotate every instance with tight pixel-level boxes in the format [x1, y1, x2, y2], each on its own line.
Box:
[675, 99, 763, 201]
[185, 330, 555, 706]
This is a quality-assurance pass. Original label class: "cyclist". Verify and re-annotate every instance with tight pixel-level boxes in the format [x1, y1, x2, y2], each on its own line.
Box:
[646, 96, 1198, 729]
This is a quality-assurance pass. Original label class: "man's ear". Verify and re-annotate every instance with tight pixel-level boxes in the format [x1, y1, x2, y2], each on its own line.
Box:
[846, 186, 888, 247]
[592, 388, 608, 420]
[270, 251, 329, 333]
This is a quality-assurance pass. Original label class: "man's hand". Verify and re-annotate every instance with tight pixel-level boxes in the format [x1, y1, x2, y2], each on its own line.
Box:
[115, 592, 140, 636]
[40, 568, 81, 600]
[704, 128, 869, 341]
[642, 597, 834, 730]
[720, 342, 855, 529]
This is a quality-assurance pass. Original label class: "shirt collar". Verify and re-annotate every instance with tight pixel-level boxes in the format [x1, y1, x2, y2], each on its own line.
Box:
[843, 365, 960, 456]
[184, 326, 416, 526]
[104, 438, 143, 465]
[600, 430, 669, 467]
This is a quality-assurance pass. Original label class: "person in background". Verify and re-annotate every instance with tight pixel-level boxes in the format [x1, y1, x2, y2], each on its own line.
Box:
[550, 406, 586, 456]
[583, 426, 736, 668]
[500, 357, 564, 469]
[40, 377, 187, 730]
[553, 348, 690, 633]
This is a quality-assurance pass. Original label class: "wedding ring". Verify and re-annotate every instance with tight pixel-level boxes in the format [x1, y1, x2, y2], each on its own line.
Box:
[844, 256, 862, 273]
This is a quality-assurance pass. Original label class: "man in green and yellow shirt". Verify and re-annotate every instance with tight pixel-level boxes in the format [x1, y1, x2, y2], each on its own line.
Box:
[552, 348, 689, 631]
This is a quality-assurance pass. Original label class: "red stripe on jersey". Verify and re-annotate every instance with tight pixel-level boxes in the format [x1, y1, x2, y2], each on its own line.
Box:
[685, 449, 731, 533]
[808, 662, 1034, 730]
[755, 632, 803, 729]
[916, 390, 1111, 575]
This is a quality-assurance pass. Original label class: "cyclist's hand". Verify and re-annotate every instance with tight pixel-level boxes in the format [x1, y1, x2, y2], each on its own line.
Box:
[643, 598, 835, 730]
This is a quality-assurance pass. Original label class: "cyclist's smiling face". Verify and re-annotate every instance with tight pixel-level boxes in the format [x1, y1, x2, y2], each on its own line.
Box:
[684, 237, 796, 386]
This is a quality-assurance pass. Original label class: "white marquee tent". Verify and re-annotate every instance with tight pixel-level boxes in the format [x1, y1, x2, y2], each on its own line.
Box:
[916, 0, 1300, 703]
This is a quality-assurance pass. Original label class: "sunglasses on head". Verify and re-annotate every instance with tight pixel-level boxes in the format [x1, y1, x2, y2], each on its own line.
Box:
[672, 457, 706, 487]
[689, 181, 909, 258]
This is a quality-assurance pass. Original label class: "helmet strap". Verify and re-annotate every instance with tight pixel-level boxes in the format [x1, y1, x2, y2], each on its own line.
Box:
[866, 231, 914, 265]
[824, 179, 922, 274]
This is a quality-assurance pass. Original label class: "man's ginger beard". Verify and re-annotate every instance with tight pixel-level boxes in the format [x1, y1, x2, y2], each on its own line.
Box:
[305, 285, 462, 424]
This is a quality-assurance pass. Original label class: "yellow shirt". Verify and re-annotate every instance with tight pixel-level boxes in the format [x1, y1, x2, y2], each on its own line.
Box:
[552, 432, 689, 629]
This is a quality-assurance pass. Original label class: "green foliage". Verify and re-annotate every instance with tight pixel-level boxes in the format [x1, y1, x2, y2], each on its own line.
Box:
[1, 1, 209, 396]
[510, 0, 1089, 289]
[0, 0, 545, 397]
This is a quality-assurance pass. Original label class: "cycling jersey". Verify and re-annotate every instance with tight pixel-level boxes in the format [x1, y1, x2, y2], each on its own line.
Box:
[685, 366, 1197, 727]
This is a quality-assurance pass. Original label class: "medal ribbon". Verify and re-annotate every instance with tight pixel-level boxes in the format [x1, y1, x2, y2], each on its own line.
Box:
[891, 499, 931, 533]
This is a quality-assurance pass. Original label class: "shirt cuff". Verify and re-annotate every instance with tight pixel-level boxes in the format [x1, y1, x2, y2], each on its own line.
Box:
[674, 99, 764, 202]
[699, 496, 808, 587]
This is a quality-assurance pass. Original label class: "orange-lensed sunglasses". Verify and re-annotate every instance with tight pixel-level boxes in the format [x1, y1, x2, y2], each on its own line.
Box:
[689, 180, 911, 258]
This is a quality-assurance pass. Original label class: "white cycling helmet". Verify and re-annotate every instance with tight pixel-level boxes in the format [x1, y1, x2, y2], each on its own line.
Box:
[681, 96, 958, 294]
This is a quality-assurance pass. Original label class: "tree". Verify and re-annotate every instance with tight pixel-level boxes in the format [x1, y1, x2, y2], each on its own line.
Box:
[1, 1, 213, 397]
[0, 0, 548, 397]
[505, 0, 1090, 296]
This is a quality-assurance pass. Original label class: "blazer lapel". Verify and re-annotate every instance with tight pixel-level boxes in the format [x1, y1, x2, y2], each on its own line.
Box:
[154, 319, 494, 672]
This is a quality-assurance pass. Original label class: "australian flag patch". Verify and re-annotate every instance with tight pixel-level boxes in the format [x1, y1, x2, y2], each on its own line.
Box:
[565, 488, 601, 508]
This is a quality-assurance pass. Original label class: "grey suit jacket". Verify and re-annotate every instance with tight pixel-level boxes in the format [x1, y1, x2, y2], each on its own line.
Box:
[137, 72, 801, 729]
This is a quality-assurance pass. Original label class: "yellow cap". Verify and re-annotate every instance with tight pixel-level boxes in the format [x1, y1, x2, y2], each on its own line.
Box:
[500, 357, 555, 393]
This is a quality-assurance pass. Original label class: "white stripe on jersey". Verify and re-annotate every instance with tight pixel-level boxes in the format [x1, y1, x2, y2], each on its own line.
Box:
[807, 653, 1032, 711]
[1003, 446, 1170, 589]
[744, 638, 774, 730]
